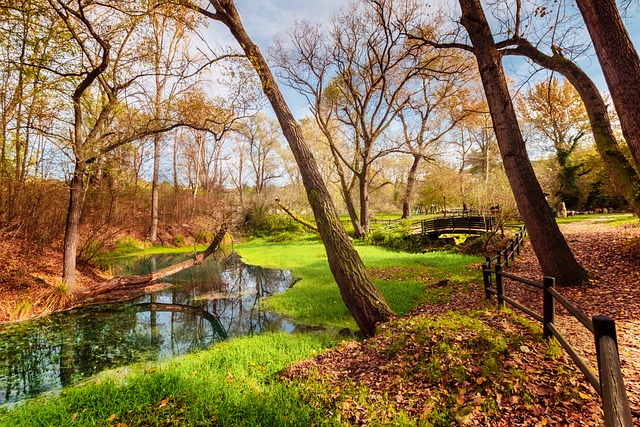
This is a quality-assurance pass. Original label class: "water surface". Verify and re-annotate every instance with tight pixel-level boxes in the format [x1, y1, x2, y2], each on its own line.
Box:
[0, 252, 296, 404]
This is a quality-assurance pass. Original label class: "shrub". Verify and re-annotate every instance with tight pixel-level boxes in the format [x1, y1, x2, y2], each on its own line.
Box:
[173, 234, 186, 246]
[243, 206, 306, 238]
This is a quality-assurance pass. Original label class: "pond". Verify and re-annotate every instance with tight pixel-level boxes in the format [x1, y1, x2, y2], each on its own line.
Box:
[0, 252, 299, 405]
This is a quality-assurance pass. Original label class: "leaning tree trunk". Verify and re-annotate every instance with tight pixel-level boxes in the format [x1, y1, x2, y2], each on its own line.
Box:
[62, 159, 87, 290]
[402, 154, 421, 219]
[459, 0, 590, 286]
[206, 3, 393, 337]
[505, 40, 640, 217]
[575, 0, 640, 169]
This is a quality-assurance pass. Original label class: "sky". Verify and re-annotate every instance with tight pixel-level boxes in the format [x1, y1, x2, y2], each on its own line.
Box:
[199, 0, 640, 120]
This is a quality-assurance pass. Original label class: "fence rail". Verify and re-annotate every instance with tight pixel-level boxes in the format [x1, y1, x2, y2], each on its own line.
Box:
[422, 215, 494, 236]
[482, 230, 633, 427]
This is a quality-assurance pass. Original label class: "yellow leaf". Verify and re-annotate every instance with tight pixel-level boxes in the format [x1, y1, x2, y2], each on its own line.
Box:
[71, 413, 78, 421]
[578, 391, 591, 400]
[476, 377, 486, 385]
[108, 414, 117, 421]
[159, 399, 168, 408]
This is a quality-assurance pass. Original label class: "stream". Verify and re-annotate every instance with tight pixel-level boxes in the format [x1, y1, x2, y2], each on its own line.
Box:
[0, 252, 299, 405]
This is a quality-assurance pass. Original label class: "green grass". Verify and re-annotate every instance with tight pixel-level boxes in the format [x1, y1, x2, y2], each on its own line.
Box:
[555, 212, 637, 225]
[235, 239, 481, 329]
[3, 235, 485, 425]
[0, 333, 339, 427]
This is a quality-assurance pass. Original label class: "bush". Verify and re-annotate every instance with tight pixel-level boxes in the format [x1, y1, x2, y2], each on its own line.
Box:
[243, 206, 306, 237]
[365, 227, 421, 252]
[173, 234, 186, 246]
[114, 237, 147, 254]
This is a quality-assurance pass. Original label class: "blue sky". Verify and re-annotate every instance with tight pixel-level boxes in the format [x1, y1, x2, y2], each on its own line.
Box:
[202, 0, 640, 119]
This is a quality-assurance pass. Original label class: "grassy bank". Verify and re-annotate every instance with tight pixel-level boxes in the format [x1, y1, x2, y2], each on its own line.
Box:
[0, 333, 338, 427]
[1, 239, 484, 425]
[234, 240, 481, 329]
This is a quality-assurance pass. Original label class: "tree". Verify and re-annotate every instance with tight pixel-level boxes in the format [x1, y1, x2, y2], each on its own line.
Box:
[186, 0, 393, 337]
[520, 78, 589, 209]
[235, 113, 284, 195]
[276, 0, 438, 235]
[482, 2, 640, 216]
[143, 6, 201, 242]
[49, 0, 188, 290]
[397, 73, 470, 218]
[575, 0, 640, 170]
[456, 0, 589, 286]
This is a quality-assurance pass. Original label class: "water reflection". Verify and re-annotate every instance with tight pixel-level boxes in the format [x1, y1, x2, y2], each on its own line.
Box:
[0, 253, 296, 404]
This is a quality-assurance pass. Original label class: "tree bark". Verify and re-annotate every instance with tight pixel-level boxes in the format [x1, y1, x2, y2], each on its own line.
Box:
[150, 134, 161, 242]
[359, 170, 371, 233]
[459, 0, 590, 286]
[503, 40, 640, 217]
[575, 0, 640, 169]
[193, 1, 393, 337]
[401, 155, 421, 219]
[62, 160, 87, 290]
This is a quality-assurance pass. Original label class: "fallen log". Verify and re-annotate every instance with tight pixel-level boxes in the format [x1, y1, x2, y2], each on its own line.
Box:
[72, 225, 228, 302]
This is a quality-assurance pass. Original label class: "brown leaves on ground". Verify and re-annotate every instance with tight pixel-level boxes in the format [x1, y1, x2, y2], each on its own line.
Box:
[283, 217, 640, 426]
[284, 308, 602, 426]
[0, 240, 106, 322]
[507, 220, 640, 422]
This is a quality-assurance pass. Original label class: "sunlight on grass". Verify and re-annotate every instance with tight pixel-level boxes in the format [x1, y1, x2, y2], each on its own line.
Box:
[555, 212, 637, 225]
[235, 239, 481, 329]
[0, 333, 338, 427]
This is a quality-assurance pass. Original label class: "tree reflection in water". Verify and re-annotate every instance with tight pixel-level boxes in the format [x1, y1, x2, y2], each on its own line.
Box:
[0, 253, 297, 404]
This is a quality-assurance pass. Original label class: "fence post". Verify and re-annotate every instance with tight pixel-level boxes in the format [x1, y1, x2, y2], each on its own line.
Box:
[495, 263, 504, 308]
[543, 277, 555, 340]
[496, 250, 501, 265]
[593, 316, 633, 427]
[516, 233, 521, 256]
[483, 258, 491, 299]
[510, 239, 515, 261]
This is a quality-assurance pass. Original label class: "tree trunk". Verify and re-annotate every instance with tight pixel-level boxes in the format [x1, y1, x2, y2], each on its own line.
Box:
[62, 160, 87, 290]
[149, 134, 160, 242]
[504, 40, 640, 217]
[345, 188, 366, 238]
[329, 144, 365, 238]
[401, 155, 421, 219]
[459, 0, 590, 286]
[204, 2, 393, 337]
[359, 170, 371, 233]
[575, 0, 640, 169]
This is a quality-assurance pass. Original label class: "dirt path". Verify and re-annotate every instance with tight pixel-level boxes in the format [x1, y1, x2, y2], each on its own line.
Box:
[507, 220, 640, 419]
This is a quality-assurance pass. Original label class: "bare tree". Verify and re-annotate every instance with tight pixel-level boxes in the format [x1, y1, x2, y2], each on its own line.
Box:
[144, 6, 201, 242]
[397, 72, 471, 218]
[235, 113, 284, 195]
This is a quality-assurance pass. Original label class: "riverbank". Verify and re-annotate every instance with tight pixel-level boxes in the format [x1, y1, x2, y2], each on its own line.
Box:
[0, 240, 106, 322]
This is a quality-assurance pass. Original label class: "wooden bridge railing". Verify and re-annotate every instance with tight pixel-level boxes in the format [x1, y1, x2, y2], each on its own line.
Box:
[421, 215, 494, 236]
[482, 242, 633, 427]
